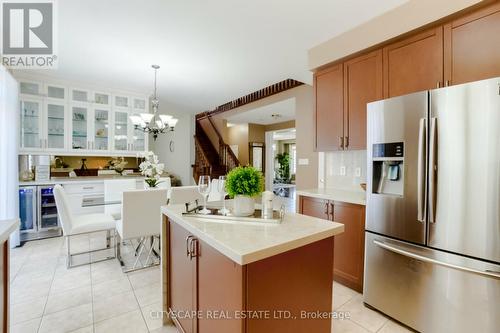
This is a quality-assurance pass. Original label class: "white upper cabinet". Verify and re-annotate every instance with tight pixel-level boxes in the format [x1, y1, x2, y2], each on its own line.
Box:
[17, 78, 149, 156]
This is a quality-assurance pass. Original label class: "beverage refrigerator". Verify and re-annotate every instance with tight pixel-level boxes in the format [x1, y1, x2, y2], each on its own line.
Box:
[364, 77, 500, 333]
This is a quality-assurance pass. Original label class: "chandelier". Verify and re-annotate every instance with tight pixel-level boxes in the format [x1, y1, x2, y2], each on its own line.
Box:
[130, 65, 178, 141]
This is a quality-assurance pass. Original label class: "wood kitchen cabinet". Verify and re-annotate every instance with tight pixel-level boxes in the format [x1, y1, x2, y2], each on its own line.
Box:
[383, 27, 444, 98]
[315, 64, 344, 151]
[343, 50, 383, 150]
[444, 2, 500, 86]
[299, 195, 366, 292]
[164, 215, 335, 333]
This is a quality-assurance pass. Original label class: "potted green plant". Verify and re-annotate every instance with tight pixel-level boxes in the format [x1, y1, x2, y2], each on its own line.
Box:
[275, 152, 291, 184]
[226, 166, 264, 216]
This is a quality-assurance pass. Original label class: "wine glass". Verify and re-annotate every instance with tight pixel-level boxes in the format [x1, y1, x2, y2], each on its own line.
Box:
[217, 176, 230, 216]
[198, 175, 211, 214]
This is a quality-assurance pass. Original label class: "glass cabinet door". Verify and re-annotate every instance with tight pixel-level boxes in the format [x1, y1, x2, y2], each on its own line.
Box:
[47, 85, 66, 99]
[94, 92, 110, 106]
[114, 95, 129, 108]
[94, 108, 109, 151]
[132, 127, 146, 151]
[46, 102, 66, 149]
[72, 89, 89, 103]
[72, 106, 88, 149]
[20, 99, 43, 149]
[114, 111, 128, 150]
[20, 81, 42, 96]
[133, 97, 146, 110]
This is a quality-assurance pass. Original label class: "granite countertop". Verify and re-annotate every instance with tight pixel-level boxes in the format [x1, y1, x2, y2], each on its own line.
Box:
[0, 219, 19, 243]
[296, 188, 366, 206]
[19, 175, 146, 186]
[162, 205, 344, 265]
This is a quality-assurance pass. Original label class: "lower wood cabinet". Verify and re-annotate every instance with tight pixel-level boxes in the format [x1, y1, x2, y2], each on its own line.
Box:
[299, 195, 365, 292]
[165, 217, 335, 333]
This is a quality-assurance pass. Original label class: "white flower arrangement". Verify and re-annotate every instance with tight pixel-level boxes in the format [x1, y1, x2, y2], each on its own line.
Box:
[139, 151, 165, 187]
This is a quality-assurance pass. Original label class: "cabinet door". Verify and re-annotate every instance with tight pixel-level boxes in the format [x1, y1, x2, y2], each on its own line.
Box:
[315, 64, 344, 151]
[71, 106, 90, 150]
[113, 110, 129, 151]
[444, 2, 500, 85]
[20, 97, 44, 149]
[45, 101, 66, 149]
[383, 27, 444, 98]
[198, 238, 244, 333]
[344, 50, 383, 150]
[93, 108, 110, 151]
[169, 222, 196, 333]
[299, 196, 330, 220]
[332, 202, 365, 292]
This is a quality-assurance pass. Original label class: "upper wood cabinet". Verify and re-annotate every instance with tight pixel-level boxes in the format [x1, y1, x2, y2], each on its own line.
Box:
[343, 50, 383, 150]
[383, 27, 444, 98]
[315, 64, 344, 151]
[444, 2, 500, 86]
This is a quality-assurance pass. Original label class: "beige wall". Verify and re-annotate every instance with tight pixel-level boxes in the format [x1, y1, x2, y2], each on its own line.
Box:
[248, 123, 265, 143]
[308, 0, 483, 70]
[227, 124, 249, 165]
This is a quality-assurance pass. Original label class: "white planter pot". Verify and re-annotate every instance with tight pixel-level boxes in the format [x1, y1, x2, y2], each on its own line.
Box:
[233, 195, 255, 217]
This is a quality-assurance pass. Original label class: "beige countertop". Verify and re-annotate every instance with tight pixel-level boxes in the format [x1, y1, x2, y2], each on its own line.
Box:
[296, 188, 366, 206]
[0, 219, 20, 243]
[19, 175, 145, 186]
[162, 204, 344, 265]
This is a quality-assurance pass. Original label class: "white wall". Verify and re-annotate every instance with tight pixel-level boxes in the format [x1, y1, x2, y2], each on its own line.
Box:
[153, 110, 195, 186]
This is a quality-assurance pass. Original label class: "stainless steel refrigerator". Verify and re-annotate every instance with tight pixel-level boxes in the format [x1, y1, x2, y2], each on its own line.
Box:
[364, 77, 500, 333]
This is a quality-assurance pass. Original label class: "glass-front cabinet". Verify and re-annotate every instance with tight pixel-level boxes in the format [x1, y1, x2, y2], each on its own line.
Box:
[71, 106, 89, 150]
[45, 101, 66, 149]
[93, 108, 109, 151]
[20, 97, 43, 149]
[18, 79, 149, 155]
[114, 110, 129, 151]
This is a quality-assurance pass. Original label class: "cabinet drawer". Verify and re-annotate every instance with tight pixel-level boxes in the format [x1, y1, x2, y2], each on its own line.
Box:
[62, 182, 104, 194]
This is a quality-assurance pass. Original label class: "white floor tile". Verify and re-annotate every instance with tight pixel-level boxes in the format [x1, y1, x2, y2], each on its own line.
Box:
[333, 282, 359, 310]
[94, 309, 148, 333]
[128, 267, 160, 290]
[38, 303, 93, 333]
[10, 317, 41, 333]
[134, 282, 161, 307]
[50, 268, 91, 294]
[45, 285, 92, 315]
[92, 276, 132, 299]
[68, 325, 93, 333]
[332, 318, 371, 333]
[10, 296, 47, 324]
[140, 301, 164, 331]
[339, 295, 388, 332]
[93, 290, 139, 322]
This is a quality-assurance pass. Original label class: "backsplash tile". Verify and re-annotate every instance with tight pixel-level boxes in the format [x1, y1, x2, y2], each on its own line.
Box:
[318, 150, 367, 191]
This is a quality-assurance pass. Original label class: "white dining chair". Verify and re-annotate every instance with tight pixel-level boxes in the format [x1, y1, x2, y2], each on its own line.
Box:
[115, 188, 168, 272]
[104, 179, 137, 220]
[168, 186, 204, 205]
[53, 184, 117, 268]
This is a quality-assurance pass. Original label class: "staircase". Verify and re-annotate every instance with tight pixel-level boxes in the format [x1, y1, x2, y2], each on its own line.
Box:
[193, 116, 239, 183]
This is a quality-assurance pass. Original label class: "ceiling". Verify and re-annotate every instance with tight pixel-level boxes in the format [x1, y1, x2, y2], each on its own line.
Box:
[226, 98, 295, 125]
[31, 0, 407, 113]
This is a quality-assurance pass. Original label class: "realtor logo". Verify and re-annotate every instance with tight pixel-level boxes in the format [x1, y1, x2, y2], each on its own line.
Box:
[1, 0, 57, 68]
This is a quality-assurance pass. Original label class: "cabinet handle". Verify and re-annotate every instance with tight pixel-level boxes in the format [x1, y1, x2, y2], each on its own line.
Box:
[329, 203, 334, 221]
[189, 238, 198, 260]
[345, 136, 349, 149]
[186, 235, 194, 257]
[436, 81, 441, 89]
[338, 136, 344, 149]
[324, 202, 329, 217]
[445, 80, 450, 87]
[82, 186, 94, 190]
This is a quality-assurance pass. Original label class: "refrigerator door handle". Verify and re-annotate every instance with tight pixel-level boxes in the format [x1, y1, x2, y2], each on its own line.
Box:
[429, 117, 437, 223]
[373, 240, 500, 279]
[417, 118, 427, 222]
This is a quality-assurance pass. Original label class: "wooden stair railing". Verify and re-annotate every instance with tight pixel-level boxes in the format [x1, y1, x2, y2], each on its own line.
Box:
[193, 114, 240, 182]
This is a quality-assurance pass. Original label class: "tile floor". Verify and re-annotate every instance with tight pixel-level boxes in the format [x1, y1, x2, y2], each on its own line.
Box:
[9, 233, 412, 333]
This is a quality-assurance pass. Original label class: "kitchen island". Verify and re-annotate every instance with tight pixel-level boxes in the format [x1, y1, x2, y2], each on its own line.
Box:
[161, 205, 344, 333]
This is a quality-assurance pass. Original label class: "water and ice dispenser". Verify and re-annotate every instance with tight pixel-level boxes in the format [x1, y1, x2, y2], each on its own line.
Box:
[371, 142, 404, 196]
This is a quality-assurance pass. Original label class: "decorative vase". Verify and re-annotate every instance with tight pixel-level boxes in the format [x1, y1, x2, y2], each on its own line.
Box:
[233, 195, 255, 217]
